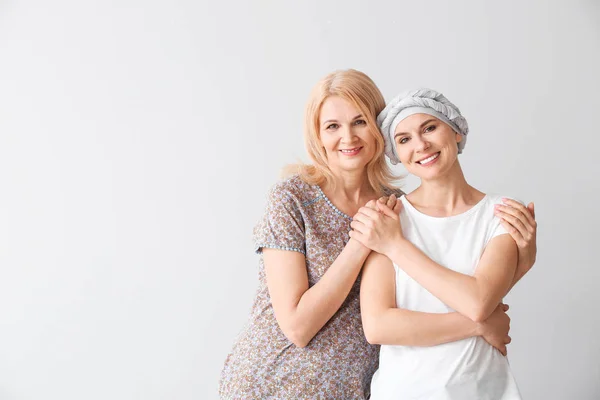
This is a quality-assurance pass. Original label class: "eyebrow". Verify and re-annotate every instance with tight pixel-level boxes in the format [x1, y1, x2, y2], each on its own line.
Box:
[393, 118, 436, 138]
[322, 114, 364, 126]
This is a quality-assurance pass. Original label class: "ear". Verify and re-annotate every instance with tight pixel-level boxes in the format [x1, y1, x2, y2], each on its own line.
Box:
[456, 133, 463, 143]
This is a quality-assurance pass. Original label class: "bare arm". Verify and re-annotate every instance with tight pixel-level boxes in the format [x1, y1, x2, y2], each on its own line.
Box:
[360, 252, 479, 346]
[387, 234, 518, 322]
[264, 238, 370, 348]
[351, 203, 519, 323]
[360, 251, 512, 353]
[495, 199, 537, 291]
[263, 192, 403, 348]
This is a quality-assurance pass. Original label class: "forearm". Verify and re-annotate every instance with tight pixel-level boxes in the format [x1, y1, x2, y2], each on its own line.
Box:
[364, 308, 480, 346]
[387, 242, 505, 322]
[289, 239, 371, 346]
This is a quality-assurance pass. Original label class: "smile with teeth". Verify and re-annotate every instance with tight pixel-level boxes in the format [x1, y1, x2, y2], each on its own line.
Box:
[417, 152, 440, 165]
[340, 147, 363, 155]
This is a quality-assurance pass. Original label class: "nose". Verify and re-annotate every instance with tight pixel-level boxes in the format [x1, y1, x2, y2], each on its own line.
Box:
[413, 134, 430, 152]
[340, 124, 358, 143]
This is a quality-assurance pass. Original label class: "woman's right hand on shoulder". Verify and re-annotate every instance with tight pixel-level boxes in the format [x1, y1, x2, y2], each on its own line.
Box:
[477, 303, 511, 356]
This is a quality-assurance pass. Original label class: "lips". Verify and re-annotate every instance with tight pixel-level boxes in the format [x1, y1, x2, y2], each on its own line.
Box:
[339, 147, 363, 155]
[417, 152, 440, 165]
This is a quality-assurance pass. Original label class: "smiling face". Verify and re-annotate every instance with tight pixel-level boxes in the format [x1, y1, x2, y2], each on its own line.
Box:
[393, 113, 463, 180]
[318, 96, 377, 175]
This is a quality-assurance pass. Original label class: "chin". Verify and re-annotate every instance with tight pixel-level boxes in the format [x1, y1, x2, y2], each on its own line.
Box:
[338, 155, 371, 166]
[338, 160, 369, 172]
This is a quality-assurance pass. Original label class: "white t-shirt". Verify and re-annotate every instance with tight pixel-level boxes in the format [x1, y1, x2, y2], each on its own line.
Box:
[370, 194, 522, 400]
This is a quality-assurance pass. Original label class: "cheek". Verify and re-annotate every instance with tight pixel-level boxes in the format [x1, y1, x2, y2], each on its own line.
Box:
[361, 130, 378, 149]
[395, 143, 409, 162]
[319, 134, 334, 150]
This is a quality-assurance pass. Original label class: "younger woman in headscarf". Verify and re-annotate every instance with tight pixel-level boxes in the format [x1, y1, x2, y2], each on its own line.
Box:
[353, 89, 531, 399]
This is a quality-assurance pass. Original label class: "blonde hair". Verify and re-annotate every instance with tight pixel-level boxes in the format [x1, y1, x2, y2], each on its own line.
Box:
[284, 69, 400, 195]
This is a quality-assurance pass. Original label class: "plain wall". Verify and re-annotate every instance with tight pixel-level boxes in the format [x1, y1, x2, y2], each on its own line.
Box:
[0, 0, 598, 399]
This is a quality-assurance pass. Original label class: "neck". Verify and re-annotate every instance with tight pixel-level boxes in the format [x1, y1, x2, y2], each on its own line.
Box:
[323, 169, 376, 206]
[409, 161, 482, 214]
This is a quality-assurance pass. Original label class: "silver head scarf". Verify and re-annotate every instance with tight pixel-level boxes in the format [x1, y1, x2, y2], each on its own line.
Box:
[377, 88, 469, 165]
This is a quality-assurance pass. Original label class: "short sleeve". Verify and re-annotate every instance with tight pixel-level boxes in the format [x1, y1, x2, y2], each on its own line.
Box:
[489, 195, 524, 241]
[252, 182, 306, 255]
[490, 220, 509, 240]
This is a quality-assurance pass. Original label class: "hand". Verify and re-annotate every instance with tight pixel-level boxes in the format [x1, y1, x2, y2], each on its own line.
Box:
[352, 195, 402, 252]
[478, 303, 511, 356]
[494, 199, 537, 283]
[349, 197, 404, 256]
[365, 194, 403, 215]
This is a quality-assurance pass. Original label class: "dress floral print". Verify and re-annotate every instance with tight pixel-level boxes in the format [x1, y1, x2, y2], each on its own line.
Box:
[219, 175, 402, 399]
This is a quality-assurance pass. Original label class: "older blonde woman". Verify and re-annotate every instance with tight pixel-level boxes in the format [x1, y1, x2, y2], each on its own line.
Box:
[218, 72, 536, 399]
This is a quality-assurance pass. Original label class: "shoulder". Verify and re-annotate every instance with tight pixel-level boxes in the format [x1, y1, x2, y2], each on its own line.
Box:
[267, 175, 320, 207]
[480, 194, 519, 237]
[484, 193, 523, 208]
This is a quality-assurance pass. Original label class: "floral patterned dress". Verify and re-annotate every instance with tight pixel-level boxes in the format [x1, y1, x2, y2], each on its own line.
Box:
[219, 175, 402, 399]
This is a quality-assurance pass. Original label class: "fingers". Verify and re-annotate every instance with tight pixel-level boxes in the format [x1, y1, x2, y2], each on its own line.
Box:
[354, 203, 398, 231]
[498, 344, 507, 356]
[350, 220, 366, 234]
[495, 205, 534, 238]
[500, 198, 536, 227]
[499, 219, 527, 247]
[352, 208, 382, 232]
[379, 194, 396, 209]
[377, 194, 397, 214]
[365, 199, 378, 210]
[377, 197, 386, 212]
[389, 195, 403, 214]
[376, 202, 399, 219]
[392, 199, 403, 214]
[528, 202, 535, 219]
[387, 194, 396, 209]
[357, 206, 382, 220]
[495, 203, 527, 224]
[348, 229, 367, 245]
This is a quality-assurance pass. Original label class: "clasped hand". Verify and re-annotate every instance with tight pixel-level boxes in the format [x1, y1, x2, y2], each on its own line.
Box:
[349, 194, 404, 255]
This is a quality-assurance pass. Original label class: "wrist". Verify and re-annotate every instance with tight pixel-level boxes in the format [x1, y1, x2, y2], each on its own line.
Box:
[384, 236, 409, 260]
[474, 320, 486, 337]
[347, 237, 371, 256]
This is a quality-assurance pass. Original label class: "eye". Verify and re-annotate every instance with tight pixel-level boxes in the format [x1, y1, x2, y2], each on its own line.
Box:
[424, 124, 436, 133]
[353, 119, 367, 126]
[397, 137, 410, 144]
[326, 123, 339, 130]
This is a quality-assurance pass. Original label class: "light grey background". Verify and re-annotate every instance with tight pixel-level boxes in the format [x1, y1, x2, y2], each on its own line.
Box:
[0, 0, 598, 399]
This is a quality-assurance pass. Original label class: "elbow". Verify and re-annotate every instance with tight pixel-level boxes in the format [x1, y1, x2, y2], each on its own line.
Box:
[274, 312, 313, 348]
[364, 331, 381, 345]
[470, 310, 487, 323]
[282, 326, 311, 348]
[459, 290, 497, 322]
[467, 303, 495, 323]
[362, 318, 383, 345]
[289, 334, 310, 348]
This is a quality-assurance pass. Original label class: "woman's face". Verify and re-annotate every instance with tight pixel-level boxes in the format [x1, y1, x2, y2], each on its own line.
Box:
[318, 96, 377, 175]
[393, 113, 462, 180]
